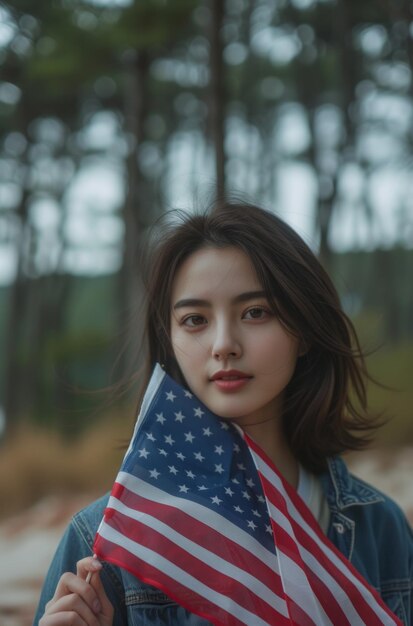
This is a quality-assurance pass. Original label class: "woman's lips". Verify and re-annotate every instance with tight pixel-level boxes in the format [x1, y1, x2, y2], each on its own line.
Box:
[210, 371, 252, 392]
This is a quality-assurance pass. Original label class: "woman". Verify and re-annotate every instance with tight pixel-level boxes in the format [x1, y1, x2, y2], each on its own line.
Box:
[35, 201, 413, 626]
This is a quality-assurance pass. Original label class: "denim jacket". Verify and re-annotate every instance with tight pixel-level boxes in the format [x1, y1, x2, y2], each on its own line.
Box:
[34, 457, 413, 625]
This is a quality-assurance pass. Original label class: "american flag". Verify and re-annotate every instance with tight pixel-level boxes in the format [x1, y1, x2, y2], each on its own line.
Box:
[93, 364, 402, 626]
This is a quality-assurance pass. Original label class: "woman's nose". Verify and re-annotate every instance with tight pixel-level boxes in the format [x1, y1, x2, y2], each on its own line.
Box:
[211, 323, 242, 360]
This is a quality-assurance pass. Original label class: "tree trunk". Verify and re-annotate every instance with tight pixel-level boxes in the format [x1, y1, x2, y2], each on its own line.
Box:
[3, 186, 31, 437]
[115, 51, 150, 388]
[209, 0, 226, 201]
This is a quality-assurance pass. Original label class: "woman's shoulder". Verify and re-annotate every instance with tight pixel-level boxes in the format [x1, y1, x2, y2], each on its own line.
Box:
[323, 457, 412, 538]
[69, 493, 110, 547]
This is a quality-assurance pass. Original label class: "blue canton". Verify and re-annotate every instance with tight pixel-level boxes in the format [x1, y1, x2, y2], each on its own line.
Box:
[122, 366, 274, 550]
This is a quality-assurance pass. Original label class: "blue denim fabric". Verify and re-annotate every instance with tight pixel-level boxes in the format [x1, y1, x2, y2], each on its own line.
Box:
[33, 457, 413, 625]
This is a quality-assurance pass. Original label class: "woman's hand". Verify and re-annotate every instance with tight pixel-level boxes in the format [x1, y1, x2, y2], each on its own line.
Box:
[39, 556, 114, 626]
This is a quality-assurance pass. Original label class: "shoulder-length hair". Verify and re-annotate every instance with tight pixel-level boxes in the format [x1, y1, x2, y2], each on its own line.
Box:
[140, 201, 377, 473]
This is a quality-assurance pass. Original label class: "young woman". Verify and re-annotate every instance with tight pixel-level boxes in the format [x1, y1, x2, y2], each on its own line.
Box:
[35, 201, 413, 626]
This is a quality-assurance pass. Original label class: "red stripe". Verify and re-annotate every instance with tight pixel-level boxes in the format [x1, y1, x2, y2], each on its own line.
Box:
[109, 482, 281, 590]
[102, 505, 291, 625]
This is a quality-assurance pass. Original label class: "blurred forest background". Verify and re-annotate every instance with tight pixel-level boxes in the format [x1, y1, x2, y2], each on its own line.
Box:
[1, 0, 413, 517]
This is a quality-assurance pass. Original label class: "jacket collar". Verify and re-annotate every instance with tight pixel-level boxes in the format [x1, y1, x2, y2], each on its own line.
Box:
[321, 457, 385, 511]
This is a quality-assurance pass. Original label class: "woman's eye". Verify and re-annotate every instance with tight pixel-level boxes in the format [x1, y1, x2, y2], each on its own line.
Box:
[182, 315, 207, 328]
[244, 307, 269, 320]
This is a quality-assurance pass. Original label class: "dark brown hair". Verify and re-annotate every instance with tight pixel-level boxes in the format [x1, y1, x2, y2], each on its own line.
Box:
[140, 200, 377, 473]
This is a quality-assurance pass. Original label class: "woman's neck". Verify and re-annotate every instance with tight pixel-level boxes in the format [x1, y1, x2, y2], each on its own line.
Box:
[242, 419, 299, 490]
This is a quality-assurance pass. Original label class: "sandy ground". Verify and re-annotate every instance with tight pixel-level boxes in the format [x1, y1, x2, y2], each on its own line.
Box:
[2, 448, 412, 626]
[0, 494, 93, 626]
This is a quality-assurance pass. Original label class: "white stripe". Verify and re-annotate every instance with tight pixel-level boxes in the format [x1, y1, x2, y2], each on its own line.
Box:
[98, 520, 273, 626]
[249, 445, 399, 626]
[115, 471, 280, 575]
[107, 494, 289, 618]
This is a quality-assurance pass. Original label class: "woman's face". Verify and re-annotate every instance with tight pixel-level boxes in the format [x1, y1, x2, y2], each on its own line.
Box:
[170, 246, 300, 428]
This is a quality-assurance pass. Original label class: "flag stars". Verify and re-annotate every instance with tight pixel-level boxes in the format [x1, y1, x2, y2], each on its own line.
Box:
[265, 524, 273, 535]
[214, 463, 224, 474]
[179, 484, 189, 493]
[242, 490, 252, 501]
[246, 478, 255, 488]
[184, 390, 193, 398]
[257, 495, 265, 503]
[220, 422, 229, 430]
[247, 520, 257, 531]
[156, 412, 166, 424]
[184, 431, 195, 443]
[237, 463, 246, 471]
[202, 427, 213, 437]
[194, 451, 205, 462]
[225, 487, 234, 496]
[186, 470, 196, 479]
[166, 390, 176, 402]
[168, 465, 178, 475]
[211, 495, 222, 505]
[234, 505, 244, 514]
[252, 509, 261, 518]
[194, 407, 204, 418]
[146, 432, 156, 442]
[164, 434, 175, 446]
[214, 445, 224, 455]
[174, 411, 185, 422]
[233, 443, 240, 453]
[158, 448, 168, 457]
[138, 448, 149, 458]
[149, 469, 160, 479]
[198, 485, 207, 491]
[176, 451, 186, 461]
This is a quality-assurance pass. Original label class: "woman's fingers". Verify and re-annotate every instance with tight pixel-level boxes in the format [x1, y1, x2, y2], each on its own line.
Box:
[43, 592, 100, 626]
[77, 557, 114, 624]
[76, 556, 103, 581]
[40, 557, 113, 626]
[51, 570, 101, 614]
[40, 611, 87, 626]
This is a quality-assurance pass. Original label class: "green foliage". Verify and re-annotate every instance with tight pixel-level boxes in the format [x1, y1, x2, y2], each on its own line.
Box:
[366, 343, 413, 446]
[1, 0, 413, 437]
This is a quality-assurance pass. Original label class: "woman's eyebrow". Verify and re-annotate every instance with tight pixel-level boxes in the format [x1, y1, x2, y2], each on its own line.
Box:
[173, 298, 210, 310]
[234, 290, 267, 304]
[173, 291, 267, 310]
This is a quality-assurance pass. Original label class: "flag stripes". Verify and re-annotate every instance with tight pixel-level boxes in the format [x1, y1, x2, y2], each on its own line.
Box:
[109, 482, 287, 612]
[105, 496, 287, 620]
[244, 432, 403, 626]
[95, 519, 286, 626]
[104, 474, 296, 624]
[113, 471, 281, 576]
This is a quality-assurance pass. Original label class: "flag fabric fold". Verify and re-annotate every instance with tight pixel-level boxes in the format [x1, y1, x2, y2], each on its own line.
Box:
[93, 364, 402, 626]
